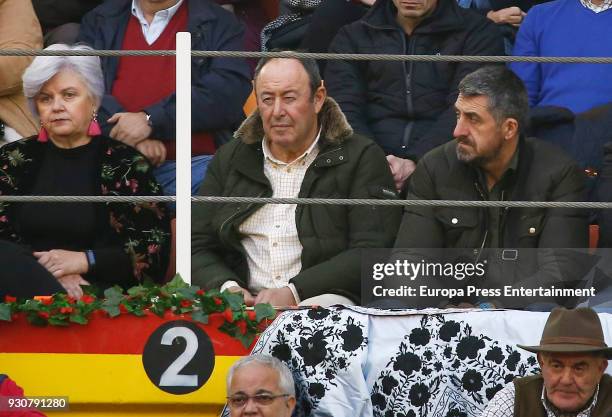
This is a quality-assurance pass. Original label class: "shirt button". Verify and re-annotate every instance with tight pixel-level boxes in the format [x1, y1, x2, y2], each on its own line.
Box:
[326, 159, 332, 163]
[287, 168, 291, 173]
[529, 227, 536, 234]
[272, 242, 278, 247]
[275, 275, 281, 280]
[451, 218, 458, 224]
[275, 225, 280, 228]
[339, 156, 344, 161]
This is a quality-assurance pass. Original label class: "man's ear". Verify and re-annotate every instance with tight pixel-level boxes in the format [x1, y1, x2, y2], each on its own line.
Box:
[286, 396, 297, 414]
[502, 117, 519, 140]
[537, 353, 544, 367]
[314, 82, 327, 114]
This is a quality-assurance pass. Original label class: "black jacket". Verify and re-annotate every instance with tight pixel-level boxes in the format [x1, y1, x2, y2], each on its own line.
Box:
[325, 0, 505, 159]
[394, 137, 590, 306]
[191, 98, 401, 303]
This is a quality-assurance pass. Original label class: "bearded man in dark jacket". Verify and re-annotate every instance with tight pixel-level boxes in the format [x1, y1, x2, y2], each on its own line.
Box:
[192, 56, 401, 307]
[393, 67, 589, 309]
[325, 0, 505, 192]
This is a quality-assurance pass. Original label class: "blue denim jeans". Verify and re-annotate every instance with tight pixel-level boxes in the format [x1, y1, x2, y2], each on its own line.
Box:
[153, 155, 213, 210]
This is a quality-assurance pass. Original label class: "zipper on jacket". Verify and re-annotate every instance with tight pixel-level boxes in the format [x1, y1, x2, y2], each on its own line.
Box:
[401, 34, 416, 152]
[473, 180, 489, 260]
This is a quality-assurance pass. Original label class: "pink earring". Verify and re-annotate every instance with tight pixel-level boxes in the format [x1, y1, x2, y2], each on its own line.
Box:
[37, 122, 48, 142]
[87, 110, 102, 137]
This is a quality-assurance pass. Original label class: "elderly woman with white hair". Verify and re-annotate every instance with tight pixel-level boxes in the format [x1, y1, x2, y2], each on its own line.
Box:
[0, 44, 171, 299]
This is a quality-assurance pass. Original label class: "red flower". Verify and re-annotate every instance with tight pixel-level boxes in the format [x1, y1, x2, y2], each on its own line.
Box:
[180, 300, 192, 308]
[119, 304, 128, 314]
[4, 295, 16, 303]
[223, 308, 234, 323]
[67, 296, 76, 304]
[147, 244, 160, 254]
[236, 319, 247, 335]
[213, 297, 223, 306]
[247, 310, 257, 321]
[81, 295, 95, 304]
[37, 311, 50, 319]
[0, 215, 7, 223]
[129, 179, 139, 193]
[196, 289, 205, 296]
[39, 297, 53, 306]
[59, 307, 73, 314]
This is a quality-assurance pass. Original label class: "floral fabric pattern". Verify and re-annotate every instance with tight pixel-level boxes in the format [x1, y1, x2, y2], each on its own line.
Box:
[369, 314, 539, 417]
[234, 308, 558, 417]
[0, 136, 171, 282]
[248, 306, 369, 417]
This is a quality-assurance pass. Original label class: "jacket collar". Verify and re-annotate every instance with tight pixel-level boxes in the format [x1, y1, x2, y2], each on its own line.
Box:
[363, 0, 467, 34]
[93, 0, 217, 26]
[445, 135, 534, 200]
[234, 97, 353, 148]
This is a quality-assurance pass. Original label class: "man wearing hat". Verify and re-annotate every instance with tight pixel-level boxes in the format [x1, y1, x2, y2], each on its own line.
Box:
[481, 307, 612, 417]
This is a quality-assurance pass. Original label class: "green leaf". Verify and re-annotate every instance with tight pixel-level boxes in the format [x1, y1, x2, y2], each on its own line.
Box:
[254, 303, 276, 322]
[236, 333, 255, 349]
[0, 304, 11, 321]
[102, 305, 120, 318]
[69, 314, 88, 325]
[127, 285, 147, 297]
[48, 317, 69, 326]
[191, 310, 209, 324]
[149, 303, 166, 318]
[224, 292, 244, 311]
[104, 286, 124, 302]
[164, 275, 188, 292]
[177, 287, 198, 299]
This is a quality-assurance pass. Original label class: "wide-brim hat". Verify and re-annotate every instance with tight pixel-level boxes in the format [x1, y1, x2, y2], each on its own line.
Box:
[517, 307, 612, 359]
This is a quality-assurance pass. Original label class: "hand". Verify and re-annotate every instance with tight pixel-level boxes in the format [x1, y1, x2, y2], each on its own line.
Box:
[487, 7, 526, 27]
[33, 250, 89, 278]
[135, 139, 167, 167]
[108, 112, 152, 146]
[386, 155, 416, 191]
[57, 274, 91, 299]
[254, 287, 297, 307]
[227, 285, 256, 307]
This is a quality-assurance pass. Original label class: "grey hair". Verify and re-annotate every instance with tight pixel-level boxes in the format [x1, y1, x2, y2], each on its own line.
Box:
[458, 66, 529, 132]
[226, 354, 295, 396]
[22, 44, 104, 118]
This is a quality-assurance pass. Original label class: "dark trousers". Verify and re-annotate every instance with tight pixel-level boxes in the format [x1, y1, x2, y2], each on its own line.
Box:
[0, 240, 64, 299]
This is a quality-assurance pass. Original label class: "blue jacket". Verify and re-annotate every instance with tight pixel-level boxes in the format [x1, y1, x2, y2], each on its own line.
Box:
[77, 0, 251, 142]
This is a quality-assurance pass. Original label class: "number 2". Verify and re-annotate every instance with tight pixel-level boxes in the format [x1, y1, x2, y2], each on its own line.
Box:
[159, 326, 199, 387]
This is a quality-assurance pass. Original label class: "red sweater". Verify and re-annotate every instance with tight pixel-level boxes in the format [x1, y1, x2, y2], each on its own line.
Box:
[111, 3, 215, 159]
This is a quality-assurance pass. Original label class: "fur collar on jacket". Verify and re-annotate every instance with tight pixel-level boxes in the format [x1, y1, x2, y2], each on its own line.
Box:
[235, 96, 354, 146]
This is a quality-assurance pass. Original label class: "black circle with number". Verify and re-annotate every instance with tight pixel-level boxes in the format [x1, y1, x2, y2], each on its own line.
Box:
[142, 320, 215, 394]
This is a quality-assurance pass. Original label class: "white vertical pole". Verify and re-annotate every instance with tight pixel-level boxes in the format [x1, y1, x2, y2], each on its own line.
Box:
[176, 32, 191, 283]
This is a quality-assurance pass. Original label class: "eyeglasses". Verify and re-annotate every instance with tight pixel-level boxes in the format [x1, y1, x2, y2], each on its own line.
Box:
[227, 393, 290, 408]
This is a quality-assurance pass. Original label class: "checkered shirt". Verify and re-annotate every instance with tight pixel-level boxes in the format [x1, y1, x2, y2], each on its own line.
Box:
[480, 381, 600, 417]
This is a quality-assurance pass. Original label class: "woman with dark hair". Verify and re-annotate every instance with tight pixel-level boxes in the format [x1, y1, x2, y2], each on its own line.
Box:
[0, 44, 171, 299]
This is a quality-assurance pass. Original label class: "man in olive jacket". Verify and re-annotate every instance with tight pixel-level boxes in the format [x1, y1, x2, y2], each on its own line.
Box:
[394, 66, 588, 309]
[192, 56, 400, 306]
[481, 307, 612, 417]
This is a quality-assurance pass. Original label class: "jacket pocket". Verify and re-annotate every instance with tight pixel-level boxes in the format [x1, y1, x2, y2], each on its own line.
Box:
[434, 208, 480, 247]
